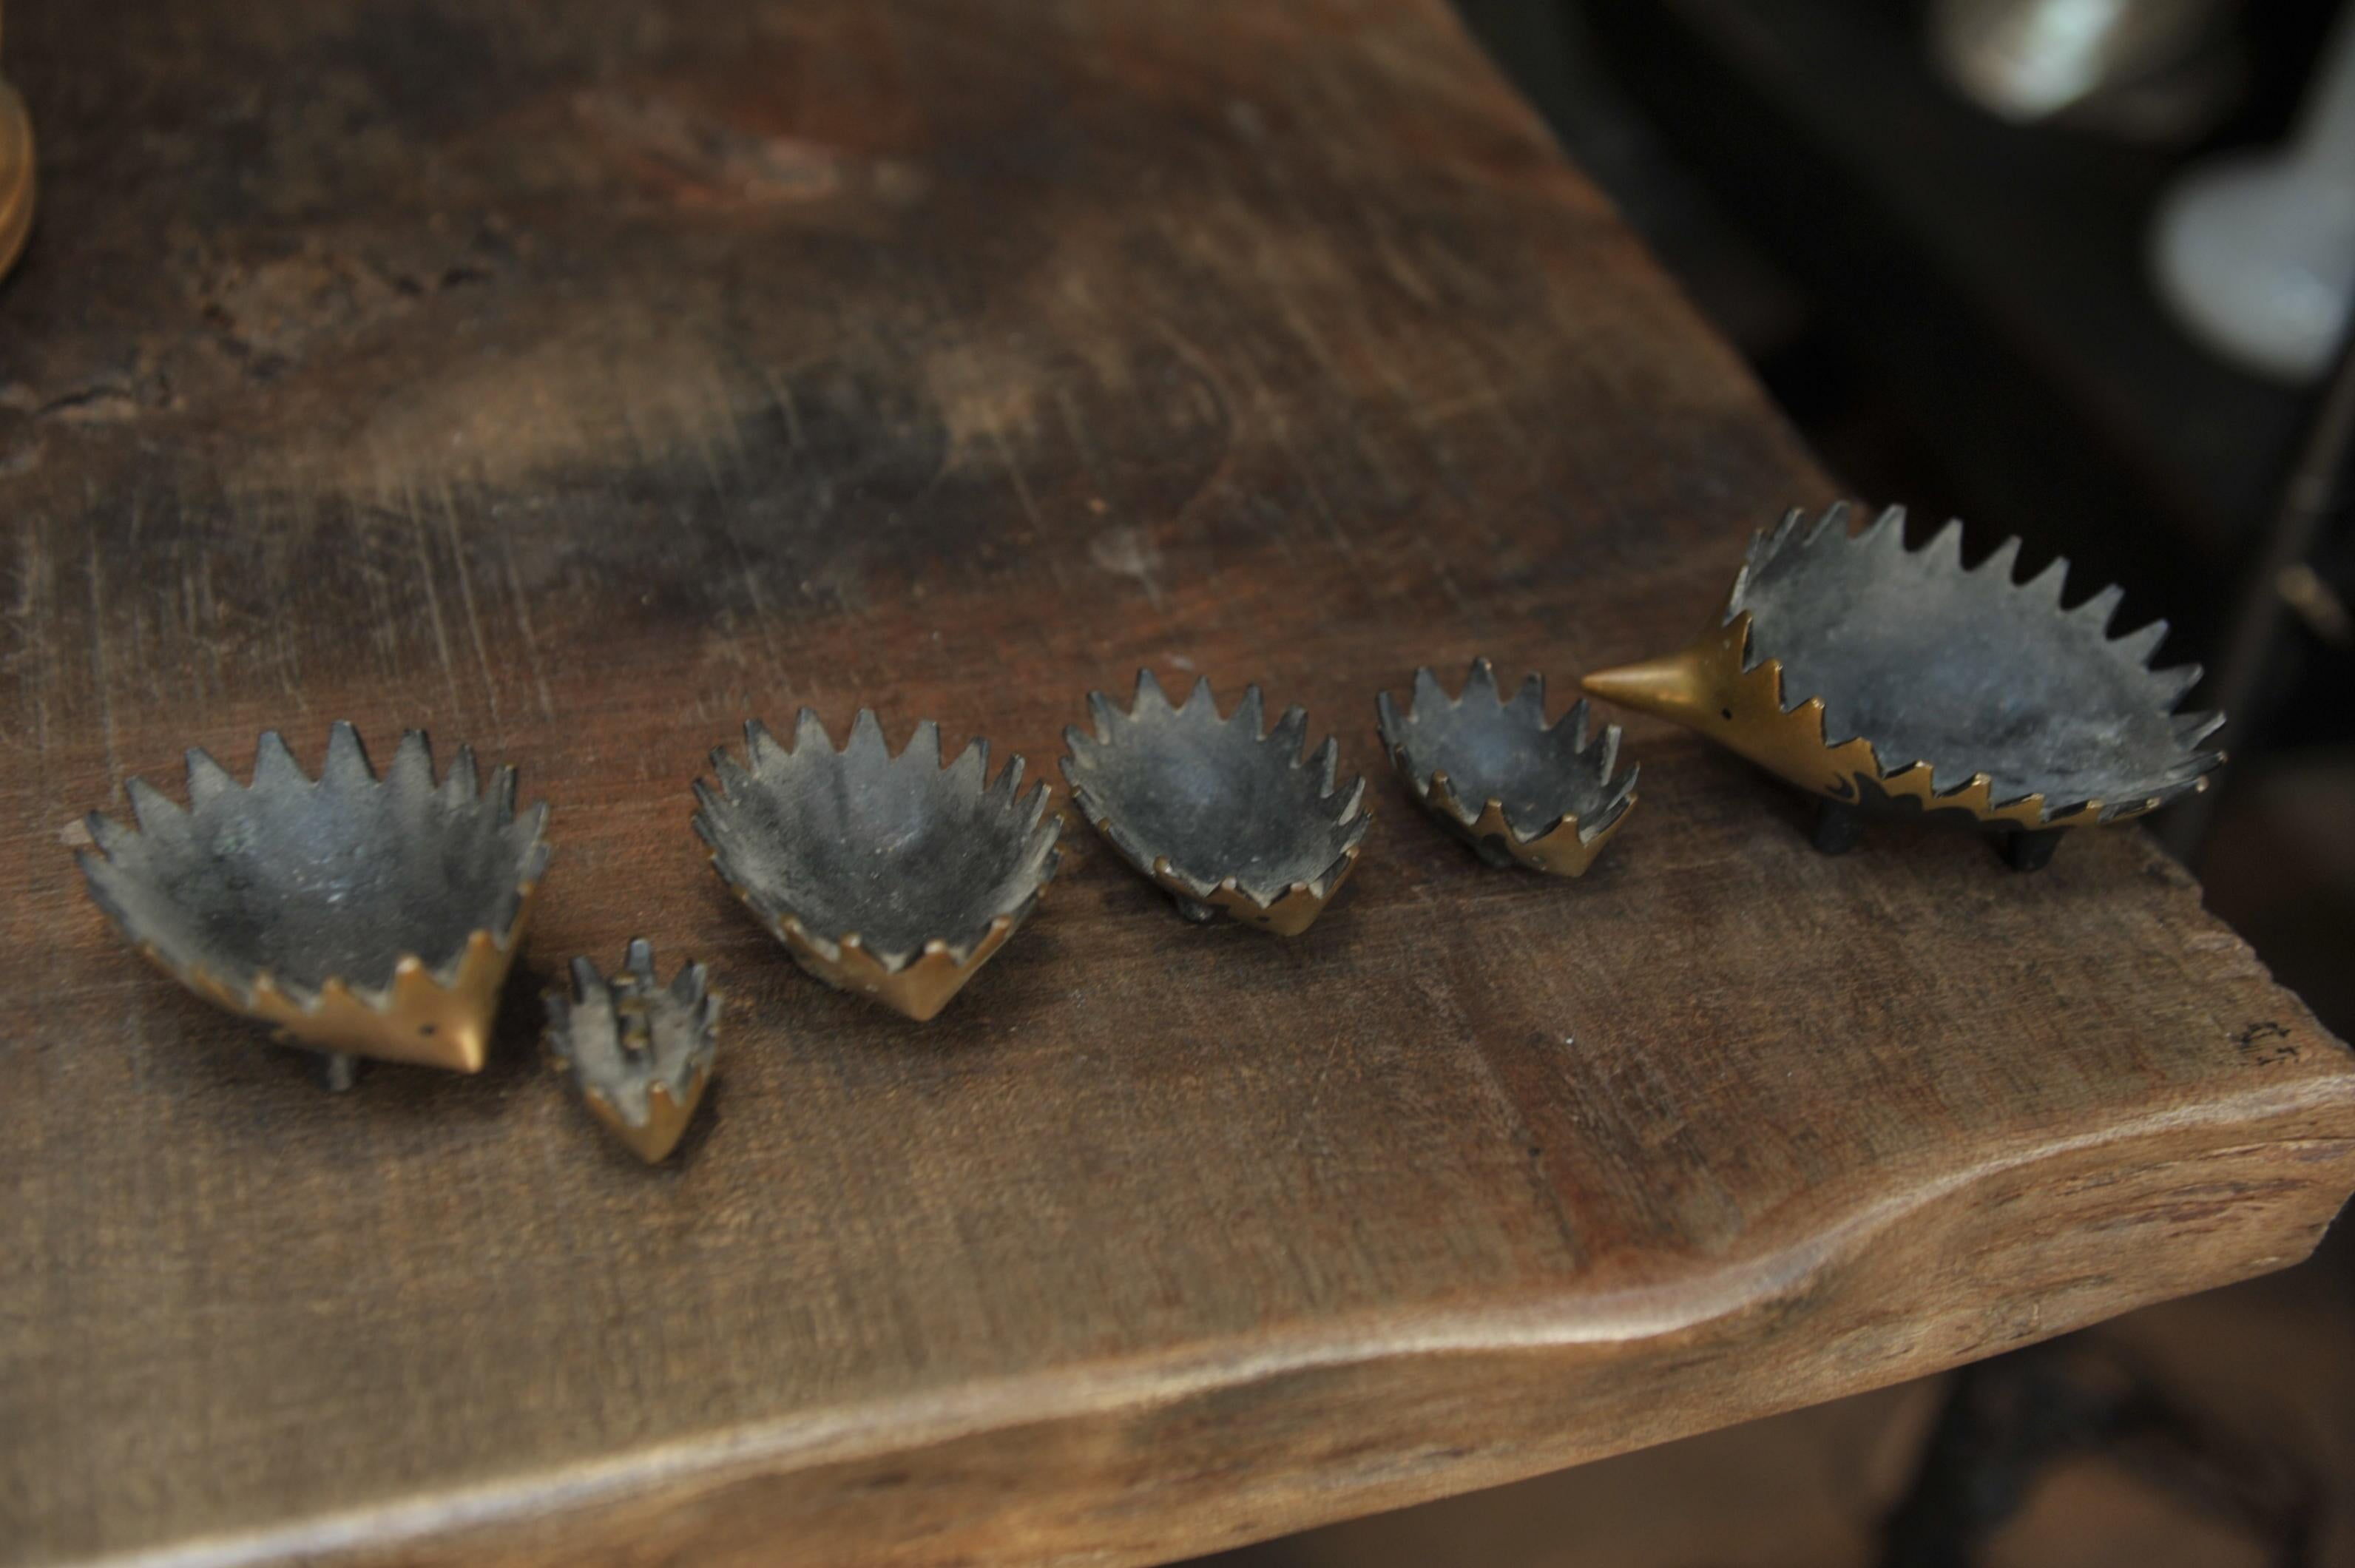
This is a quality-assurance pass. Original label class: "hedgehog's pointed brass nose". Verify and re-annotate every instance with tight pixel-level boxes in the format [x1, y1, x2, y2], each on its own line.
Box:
[1583, 646, 1712, 728]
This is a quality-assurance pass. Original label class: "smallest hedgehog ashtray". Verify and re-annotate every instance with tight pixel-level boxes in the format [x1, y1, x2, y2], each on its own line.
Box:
[544, 940, 718, 1164]
[692, 710, 1061, 1021]
[76, 723, 550, 1086]
[1377, 658, 1638, 875]
[1061, 672, 1370, 936]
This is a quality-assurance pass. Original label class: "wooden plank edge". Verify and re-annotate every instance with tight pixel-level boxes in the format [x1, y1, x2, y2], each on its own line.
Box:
[73, 1068, 2355, 1568]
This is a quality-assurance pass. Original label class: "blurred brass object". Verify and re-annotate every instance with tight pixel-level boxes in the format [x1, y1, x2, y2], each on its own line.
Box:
[0, 18, 31, 283]
[545, 941, 718, 1165]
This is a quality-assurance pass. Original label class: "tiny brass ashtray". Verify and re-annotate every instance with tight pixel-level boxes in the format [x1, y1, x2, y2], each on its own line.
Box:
[1061, 672, 1369, 936]
[77, 723, 551, 1077]
[1377, 658, 1638, 875]
[544, 939, 717, 1164]
[692, 711, 1061, 1021]
[1584, 504, 2226, 868]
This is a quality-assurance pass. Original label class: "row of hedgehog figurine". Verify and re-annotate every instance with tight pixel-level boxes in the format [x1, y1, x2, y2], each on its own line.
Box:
[76, 504, 2228, 1163]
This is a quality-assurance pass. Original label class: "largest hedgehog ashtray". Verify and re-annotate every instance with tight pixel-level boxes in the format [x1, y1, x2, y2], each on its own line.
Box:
[692, 710, 1061, 1021]
[1061, 672, 1370, 936]
[1582, 503, 2226, 869]
[77, 722, 551, 1082]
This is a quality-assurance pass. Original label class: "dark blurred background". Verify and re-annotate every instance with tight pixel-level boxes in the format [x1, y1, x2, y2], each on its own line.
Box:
[1192, 1, 2355, 1563]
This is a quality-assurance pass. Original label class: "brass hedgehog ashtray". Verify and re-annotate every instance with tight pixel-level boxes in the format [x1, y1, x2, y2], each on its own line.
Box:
[692, 711, 1061, 1021]
[545, 940, 717, 1164]
[1061, 672, 1369, 936]
[1584, 504, 2226, 869]
[1377, 658, 1638, 875]
[76, 723, 551, 1081]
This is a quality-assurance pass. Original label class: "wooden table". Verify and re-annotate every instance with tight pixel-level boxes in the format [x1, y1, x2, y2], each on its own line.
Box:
[4, 3, 2351, 1564]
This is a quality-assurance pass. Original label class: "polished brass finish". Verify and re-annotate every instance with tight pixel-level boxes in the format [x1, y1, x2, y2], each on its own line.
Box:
[725, 884, 1030, 1022]
[1583, 505, 2225, 842]
[138, 903, 535, 1072]
[1126, 844, 1363, 937]
[545, 940, 717, 1164]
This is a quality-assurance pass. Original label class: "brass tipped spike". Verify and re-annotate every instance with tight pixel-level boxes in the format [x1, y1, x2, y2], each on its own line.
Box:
[544, 940, 718, 1164]
[846, 707, 889, 761]
[83, 811, 135, 858]
[126, 776, 186, 834]
[744, 717, 785, 769]
[1308, 736, 1341, 792]
[945, 735, 989, 789]
[252, 731, 307, 790]
[322, 721, 374, 786]
[386, 729, 435, 798]
[441, 746, 480, 805]
[1266, 703, 1309, 757]
[791, 709, 831, 757]
[1233, 684, 1267, 737]
[184, 748, 237, 809]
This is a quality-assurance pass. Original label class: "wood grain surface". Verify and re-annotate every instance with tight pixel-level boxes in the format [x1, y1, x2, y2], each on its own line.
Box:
[3, 2, 2351, 1564]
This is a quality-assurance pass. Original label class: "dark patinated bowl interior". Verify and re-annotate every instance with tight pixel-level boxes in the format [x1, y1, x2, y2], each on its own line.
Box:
[1736, 508, 2220, 811]
[1063, 675, 1366, 900]
[81, 724, 548, 1000]
[546, 940, 715, 1127]
[1379, 664, 1633, 842]
[693, 712, 1059, 967]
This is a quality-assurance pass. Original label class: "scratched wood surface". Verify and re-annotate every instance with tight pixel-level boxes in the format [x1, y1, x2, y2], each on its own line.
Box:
[3, 3, 2352, 1565]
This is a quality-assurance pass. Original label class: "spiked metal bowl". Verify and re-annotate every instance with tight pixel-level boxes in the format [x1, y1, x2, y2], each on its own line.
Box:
[692, 711, 1061, 1021]
[77, 723, 551, 1075]
[545, 940, 717, 1164]
[1582, 504, 2226, 868]
[1061, 672, 1370, 936]
[1377, 659, 1638, 875]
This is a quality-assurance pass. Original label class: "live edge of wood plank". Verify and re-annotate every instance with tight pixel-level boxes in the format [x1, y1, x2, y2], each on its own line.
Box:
[97, 1069, 2355, 1568]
